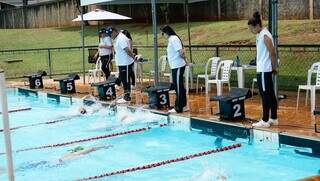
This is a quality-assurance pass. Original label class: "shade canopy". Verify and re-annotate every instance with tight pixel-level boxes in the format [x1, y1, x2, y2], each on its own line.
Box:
[81, 0, 207, 6]
[72, 9, 132, 21]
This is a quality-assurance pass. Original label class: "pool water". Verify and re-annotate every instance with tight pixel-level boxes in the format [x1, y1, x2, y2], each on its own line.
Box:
[0, 89, 319, 181]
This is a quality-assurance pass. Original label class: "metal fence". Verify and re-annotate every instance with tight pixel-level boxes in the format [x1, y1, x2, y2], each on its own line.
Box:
[0, 44, 319, 91]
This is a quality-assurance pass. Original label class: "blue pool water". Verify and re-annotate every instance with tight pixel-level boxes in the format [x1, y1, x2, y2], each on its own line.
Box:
[0, 89, 319, 181]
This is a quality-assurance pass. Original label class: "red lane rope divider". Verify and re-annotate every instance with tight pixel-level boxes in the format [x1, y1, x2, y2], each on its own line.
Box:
[0, 117, 72, 133]
[77, 143, 242, 181]
[4, 123, 168, 154]
[0, 107, 32, 114]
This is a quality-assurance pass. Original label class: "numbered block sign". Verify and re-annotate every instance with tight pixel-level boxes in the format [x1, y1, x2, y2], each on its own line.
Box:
[24, 71, 47, 89]
[144, 84, 172, 109]
[92, 81, 117, 101]
[210, 88, 252, 120]
[54, 74, 80, 94]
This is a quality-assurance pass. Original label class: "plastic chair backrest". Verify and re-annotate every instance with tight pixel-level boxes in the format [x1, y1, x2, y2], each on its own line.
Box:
[316, 65, 320, 86]
[95, 58, 102, 70]
[208, 57, 220, 77]
[307, 62, 320, 85]
[217, 60, 234, 81]
[159, 56, 167, 72]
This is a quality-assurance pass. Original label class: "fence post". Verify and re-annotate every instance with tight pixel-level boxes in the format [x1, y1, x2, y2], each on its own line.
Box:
[48, 49, 52, 78]
[310, 0, 314, 20]
[215, 46, 219, 57]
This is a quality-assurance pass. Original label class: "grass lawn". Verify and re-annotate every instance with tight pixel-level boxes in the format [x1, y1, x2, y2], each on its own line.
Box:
[0, 20, 319, 90]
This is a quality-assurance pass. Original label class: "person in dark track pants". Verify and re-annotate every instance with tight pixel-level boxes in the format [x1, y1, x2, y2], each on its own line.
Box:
[161, 25, 188, 113]
[248, 11, 278, 128]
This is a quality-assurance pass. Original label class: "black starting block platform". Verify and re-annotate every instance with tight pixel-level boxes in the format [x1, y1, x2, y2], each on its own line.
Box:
[91, 76, 121, 101]
[211, 88, 252, 120]
[54, 74, 80, 94]
[144, 82, 174, 109]
[313, 108, 320, 133]
[24, 71, 47, 89]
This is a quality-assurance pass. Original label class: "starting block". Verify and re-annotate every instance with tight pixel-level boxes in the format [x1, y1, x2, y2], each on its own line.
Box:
[54, 74, 80, 94]
[211, 88, 252, 120]
[144, 82, 174, 109]
[24, 71, 47, 89]
[91, 76, 121, 101]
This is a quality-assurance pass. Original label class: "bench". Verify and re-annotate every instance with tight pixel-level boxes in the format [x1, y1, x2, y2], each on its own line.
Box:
[4, 59, 23, 64]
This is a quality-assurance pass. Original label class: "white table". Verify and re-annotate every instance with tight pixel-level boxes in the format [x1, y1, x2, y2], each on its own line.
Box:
[231, 65, 256, 88]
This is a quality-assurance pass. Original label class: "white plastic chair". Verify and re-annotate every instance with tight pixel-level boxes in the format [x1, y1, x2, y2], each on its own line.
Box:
[149, 55, 171, 82]
[297, 62, 320, 110]
[88, 57, 103, 83]
[196, 57, 220, 93]
[206, 60, 233, 96]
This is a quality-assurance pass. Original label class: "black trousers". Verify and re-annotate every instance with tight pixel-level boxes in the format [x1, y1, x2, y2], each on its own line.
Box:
[172, 66, 187, 113]
[129, 62, 135, 86]
[256, 72, 278, 122]
[118, 63, 133, 101]
[100, 54, 113, 80]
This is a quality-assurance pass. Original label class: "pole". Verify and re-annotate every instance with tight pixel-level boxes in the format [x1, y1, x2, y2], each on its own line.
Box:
[151, 0, 159, 85]
[268, 0, 272, 32]
[48, 49, 52, 78]
[185, 0, 193, 89]
[271, 0, 279, 99]
[80, 6, 86, 84]
[185, 0, 192, 63]
[0, 70, 15, 181]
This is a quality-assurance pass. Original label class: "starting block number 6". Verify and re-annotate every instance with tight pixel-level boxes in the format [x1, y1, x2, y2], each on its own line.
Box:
[35, 79, 42, 87]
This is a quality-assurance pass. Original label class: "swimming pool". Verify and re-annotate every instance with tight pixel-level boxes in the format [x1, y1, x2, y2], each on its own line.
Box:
[0, 88, 319, 181]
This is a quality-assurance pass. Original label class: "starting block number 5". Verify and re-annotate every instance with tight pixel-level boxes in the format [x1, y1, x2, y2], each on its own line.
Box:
[67, 82, 74, 91]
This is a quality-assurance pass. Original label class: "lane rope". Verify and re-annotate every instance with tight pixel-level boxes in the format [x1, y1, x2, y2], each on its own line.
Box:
[77, 143, 242, 181]
[0, 124, 168, 154]
[0, 107, 32, 114]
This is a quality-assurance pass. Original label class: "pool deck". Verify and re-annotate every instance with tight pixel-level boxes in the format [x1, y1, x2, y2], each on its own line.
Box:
[6, 77, 320, 140]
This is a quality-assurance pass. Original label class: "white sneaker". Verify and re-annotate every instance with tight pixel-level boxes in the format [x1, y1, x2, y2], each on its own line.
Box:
[168, 108, 176, 113]
[183, 107, 190, 112]
[131, 85, 136, 90]
[268, 118, 278, 125]
[252, 120, 270, 128]
[116, 98, 128, 104]
[115, 85, 120, 91]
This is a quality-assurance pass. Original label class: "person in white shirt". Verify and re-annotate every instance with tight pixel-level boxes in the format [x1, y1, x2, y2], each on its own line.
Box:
[248, 11, 278, 128]
[160, 25, 187, 113]
[94, 28, 113, 80]
[106, 26, 136, 103]
[121, 29, 136, 88]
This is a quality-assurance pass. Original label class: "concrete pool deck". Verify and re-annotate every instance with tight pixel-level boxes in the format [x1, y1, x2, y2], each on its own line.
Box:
[6, 77, 320, 140]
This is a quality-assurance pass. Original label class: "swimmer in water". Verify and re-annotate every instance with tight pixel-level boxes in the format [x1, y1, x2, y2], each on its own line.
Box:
[59, 145, 112, 162]
[15, 145, 112, 172]
[77, 94, 102, 115]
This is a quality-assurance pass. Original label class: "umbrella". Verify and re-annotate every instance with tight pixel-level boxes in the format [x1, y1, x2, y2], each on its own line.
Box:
[72, 9, 132, 21]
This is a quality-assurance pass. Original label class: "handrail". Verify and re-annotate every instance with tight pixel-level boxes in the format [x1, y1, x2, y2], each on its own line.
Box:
[0, 44, 319, 53]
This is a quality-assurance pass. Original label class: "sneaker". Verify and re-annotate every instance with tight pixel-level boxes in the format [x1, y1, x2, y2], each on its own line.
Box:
[268, 118, 278, 125]
[168, 108, 177, 113]
[131, 85, 136, 90]
[252, 120, 270, 128]
[115, 85, 120, 91]
[116, 98, 128, 104]
[183, 107, 190, 112]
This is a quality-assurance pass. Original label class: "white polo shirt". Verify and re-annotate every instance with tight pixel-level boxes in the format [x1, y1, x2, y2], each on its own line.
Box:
[167, 35, 186, 69]
[99, 36, 112, 56]
[256, 28, 274, 73]
[114, 32, 134, 66]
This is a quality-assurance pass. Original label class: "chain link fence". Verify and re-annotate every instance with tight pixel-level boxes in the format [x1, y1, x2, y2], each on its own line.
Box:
[0, 45, 319, 91]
